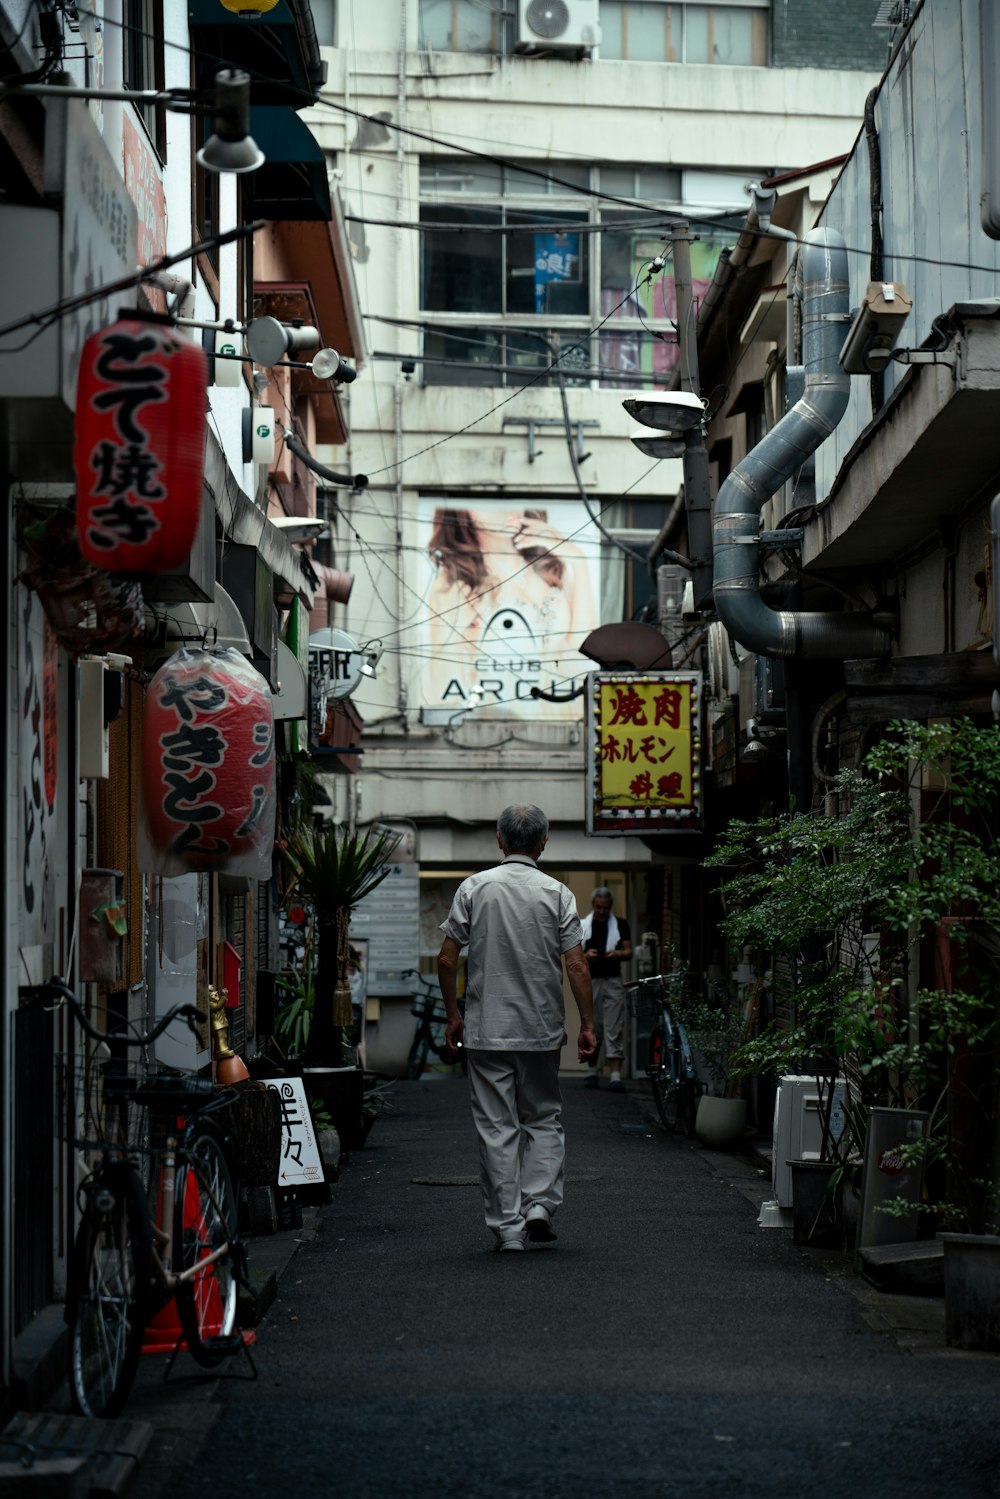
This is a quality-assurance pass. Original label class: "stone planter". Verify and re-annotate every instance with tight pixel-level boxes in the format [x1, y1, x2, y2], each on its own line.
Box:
[694, 1094, 747, 1149]
[789, 1159, 842, 1248]
[941, 1232, 1000, 1350]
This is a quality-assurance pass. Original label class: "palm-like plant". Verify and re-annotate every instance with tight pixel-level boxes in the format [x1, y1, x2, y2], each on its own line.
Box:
[285, 823, 400, 1065]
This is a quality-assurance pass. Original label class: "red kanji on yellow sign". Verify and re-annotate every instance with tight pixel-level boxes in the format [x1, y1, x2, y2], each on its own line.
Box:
[596, 678, 696, 809]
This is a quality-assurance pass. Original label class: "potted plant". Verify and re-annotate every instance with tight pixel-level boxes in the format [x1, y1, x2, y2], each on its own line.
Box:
[675, 978, 753, 1148]
[284, 822, 400, 1152]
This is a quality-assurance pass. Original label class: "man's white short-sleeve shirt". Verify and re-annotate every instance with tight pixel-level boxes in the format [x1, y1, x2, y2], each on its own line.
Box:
[440, 854, 583, 1051]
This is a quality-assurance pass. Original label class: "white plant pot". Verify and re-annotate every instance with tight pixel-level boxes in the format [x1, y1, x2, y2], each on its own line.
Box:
[695, 1094, 747, 1149]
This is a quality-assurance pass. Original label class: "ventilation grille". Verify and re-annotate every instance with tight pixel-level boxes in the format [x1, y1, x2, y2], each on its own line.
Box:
[525, 0, 570, 40]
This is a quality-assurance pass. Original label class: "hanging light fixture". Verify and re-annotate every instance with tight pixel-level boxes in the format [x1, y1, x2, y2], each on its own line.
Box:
[74, 312, 208, 573]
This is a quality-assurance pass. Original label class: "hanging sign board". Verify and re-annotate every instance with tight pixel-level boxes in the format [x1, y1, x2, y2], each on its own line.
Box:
[585, 671, 703, 835]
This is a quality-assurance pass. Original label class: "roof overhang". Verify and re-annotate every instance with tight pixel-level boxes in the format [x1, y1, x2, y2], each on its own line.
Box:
[806, 306, 1000, 572]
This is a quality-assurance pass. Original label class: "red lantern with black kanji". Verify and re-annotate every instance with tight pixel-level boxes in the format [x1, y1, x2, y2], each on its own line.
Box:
[141, 647, 276, 878]
[74, 313, 207, 573]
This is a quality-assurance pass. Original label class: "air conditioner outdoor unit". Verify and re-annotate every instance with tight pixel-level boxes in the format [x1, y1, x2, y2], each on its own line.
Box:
[516, 0, 600, 55]
[772, 1074, 848, 1208]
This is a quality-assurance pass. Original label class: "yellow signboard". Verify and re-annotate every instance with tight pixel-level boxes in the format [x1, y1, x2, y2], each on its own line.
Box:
[586, 672, 702, 835]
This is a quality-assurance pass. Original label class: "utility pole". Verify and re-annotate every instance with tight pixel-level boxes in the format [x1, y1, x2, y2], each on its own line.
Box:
[671, 223, 714, 613]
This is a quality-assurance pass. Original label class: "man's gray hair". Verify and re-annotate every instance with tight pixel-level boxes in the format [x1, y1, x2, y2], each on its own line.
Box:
[592, 886, 614, 904]
[497, 804, 549, 853]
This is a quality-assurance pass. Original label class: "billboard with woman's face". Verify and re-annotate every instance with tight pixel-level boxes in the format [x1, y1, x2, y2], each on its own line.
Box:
[416, 498, 602, 721]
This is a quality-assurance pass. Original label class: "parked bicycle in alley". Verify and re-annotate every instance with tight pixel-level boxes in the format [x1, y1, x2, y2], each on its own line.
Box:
[404, 970, 466, 1079]
[627, 973, 701, 1138]
[35, 978, 252, 1419]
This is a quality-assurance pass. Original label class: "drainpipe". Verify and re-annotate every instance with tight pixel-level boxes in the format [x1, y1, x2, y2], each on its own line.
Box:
[713, 227, 893, 660]
[393, 6, 409, 730]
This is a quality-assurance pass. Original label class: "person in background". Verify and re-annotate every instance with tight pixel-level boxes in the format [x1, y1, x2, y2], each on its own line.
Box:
[581, 887, 633, 1091]
[437, 805, 596, 1252]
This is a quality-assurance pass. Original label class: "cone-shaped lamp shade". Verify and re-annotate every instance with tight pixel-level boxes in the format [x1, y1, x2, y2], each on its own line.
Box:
[197, 68, 265, 175]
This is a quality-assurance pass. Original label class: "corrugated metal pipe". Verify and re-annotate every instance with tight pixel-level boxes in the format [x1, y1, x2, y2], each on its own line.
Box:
[713, 226, 893, 660]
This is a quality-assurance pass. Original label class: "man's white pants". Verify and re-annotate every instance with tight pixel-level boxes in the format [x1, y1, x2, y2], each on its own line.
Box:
[465, 1048, 564, 1243]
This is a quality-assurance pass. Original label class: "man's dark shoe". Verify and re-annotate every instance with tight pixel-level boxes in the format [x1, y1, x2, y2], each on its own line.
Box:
[583, 1072, 599, 1089]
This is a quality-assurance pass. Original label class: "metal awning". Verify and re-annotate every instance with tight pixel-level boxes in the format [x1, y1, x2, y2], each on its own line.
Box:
[248, 107, 331, 222]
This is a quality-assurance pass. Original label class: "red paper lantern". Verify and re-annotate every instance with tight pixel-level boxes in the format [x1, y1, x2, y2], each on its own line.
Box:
[142, 648, 276, 877]
[74, 314, 207, 573]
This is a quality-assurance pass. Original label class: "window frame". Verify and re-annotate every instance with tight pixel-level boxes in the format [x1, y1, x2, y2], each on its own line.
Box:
[123, 0, 166, 158]
[418, 159, 743, 390]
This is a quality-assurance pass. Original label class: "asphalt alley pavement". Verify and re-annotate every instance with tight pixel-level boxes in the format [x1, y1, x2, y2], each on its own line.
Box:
[129, 1074, 1000, 1499]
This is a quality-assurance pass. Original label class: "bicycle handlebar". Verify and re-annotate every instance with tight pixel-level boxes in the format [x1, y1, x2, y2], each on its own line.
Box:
[32, 977, 202, 1048]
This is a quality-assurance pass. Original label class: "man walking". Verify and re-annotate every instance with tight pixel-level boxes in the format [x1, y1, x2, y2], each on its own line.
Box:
[581, 887, 632, 1091]
[437, 805, 597, 1252]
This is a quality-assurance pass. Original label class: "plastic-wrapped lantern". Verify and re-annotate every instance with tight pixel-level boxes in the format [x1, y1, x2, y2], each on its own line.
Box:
[74, 314, 207, 573]
[141, 647, 275, 878]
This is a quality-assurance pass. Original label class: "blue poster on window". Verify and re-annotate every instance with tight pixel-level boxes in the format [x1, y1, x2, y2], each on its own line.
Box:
[534, 232, 581, 313]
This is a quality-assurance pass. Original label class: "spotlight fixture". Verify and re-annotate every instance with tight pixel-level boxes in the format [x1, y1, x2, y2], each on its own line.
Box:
[311, 347, 357, 383]
[628, 427, 687, 460]
[21, 68, 264, 176]
[245, 317, 320, 365]
[622, 390, 706, 435]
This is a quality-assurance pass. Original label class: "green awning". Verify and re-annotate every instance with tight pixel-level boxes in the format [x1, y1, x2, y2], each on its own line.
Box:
[188, 0, 319, 106]
[249, 107, 330, 222]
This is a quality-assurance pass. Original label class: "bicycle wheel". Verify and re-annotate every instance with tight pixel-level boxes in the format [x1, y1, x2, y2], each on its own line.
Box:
[174, 1130, 240, 1367]
[68, 1163, 152, 1419]
[407, 1027, 431, 1080]
[647, 1024, 680, 1133]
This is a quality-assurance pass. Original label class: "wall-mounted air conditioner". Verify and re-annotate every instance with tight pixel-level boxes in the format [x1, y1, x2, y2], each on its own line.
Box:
[516, 0, 600, 56]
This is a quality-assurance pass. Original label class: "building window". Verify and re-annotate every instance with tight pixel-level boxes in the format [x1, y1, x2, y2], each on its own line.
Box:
[419, 0, 512, 53]
[418, 0, 767, 62]
[600, 1, 768, 66]
[418, 159, 745, 388]
[312, 0, 336, 46]
[124, 0, 166, 155]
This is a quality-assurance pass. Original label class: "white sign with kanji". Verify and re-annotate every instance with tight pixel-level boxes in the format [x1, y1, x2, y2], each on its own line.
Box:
[265, 1077, 325, 1187]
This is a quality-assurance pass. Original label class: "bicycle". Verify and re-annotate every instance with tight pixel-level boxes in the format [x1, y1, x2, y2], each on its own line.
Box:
[404, 970, 465, 1080]
[38, 978, 251, 1419]
[627, 974, 702, 1138]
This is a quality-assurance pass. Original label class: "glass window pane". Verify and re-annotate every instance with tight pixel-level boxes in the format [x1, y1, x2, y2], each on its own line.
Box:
[711, 7, 753, 64]
[598, 328, 679, 388]
[600, 217, 675, 320]
[506, 211, 588, 316]
[505, 331, 591, 386]
[637, 167, 682, 203]
[420, 159, 503, 196]
[505, 162, 589, 195]
[312, 0, 336, 47]
[601, 1, 625, 57]
[627, 2, 676, 62]
[423, 329, 500, 385]
[419, 0, 497, 53]
[685, 6, 709, 62]
[420, 205, 503, 311]
[600, 166, 638, 198]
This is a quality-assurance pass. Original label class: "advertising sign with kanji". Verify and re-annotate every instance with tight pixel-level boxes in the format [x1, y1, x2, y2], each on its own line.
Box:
[265, 1077, 325, 1187]
[586, 672, 703, 835]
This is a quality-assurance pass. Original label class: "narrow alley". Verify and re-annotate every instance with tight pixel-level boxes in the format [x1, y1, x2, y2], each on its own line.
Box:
[128, 1074, 1000, 1499]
